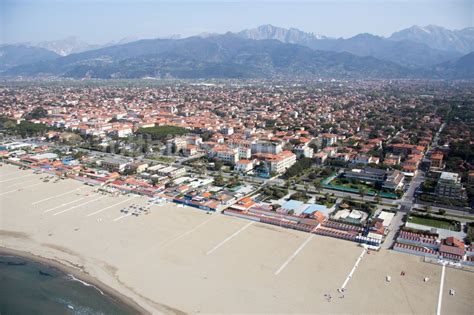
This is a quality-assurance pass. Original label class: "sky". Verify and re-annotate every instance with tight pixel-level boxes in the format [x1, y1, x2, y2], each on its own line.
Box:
[1, 0, 473, 44]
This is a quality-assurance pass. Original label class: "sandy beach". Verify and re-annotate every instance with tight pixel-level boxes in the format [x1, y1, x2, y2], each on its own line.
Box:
[1, 163, 473, 314]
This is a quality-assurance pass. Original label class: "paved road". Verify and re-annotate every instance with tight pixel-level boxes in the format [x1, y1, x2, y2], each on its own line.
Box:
[381, 170, 425, 249]
[383, 120, 447, 249]
[400, 170, 425, 209]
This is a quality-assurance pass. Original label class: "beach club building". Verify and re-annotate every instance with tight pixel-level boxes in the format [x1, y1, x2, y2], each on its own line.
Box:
[99, 157, 129, 172]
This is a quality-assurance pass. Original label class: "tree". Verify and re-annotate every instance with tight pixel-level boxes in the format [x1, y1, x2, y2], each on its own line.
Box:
[26, 106, 48, 119]
[122, 168, 136, 176]
[313, 179, 323, 193]
[73, 151, 87, 160]
[309, 142, 319, 152]
[214, 160, 223, 171]
[359, 187, 367, 200]
[374, 195, 381, 204]
[213, 175, 225, 186]
[438, 209, 446, 215]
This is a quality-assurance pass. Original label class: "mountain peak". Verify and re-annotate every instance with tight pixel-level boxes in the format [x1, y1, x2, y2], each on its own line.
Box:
[390, 25, 474, 53]
[36, 36, 98, 56]
[238, 25, 328, 44]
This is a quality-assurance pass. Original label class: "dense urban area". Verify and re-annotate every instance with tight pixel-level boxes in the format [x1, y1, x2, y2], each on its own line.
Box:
[1, 80, 473, 256]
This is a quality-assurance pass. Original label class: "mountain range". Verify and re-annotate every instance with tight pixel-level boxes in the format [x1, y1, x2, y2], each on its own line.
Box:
[1, 24, 473, 80]
[390, 25, 474, 54]
[237, 25, 467, 68]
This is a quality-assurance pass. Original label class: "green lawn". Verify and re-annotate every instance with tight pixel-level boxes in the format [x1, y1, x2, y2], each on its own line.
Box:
[148, 155, 175, 163]
[408, 216, 457, 230]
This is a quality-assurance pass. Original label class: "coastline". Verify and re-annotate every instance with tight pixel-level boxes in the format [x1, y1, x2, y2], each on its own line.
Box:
[1, 163, 472, 314]
[0, 246, 151, 315]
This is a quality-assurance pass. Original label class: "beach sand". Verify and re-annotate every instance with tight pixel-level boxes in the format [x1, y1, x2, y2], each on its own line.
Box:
[1, 164, 473, 314]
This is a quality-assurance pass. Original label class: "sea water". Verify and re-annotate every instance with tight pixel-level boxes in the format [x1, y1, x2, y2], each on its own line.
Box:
[0, 255, 137, 315]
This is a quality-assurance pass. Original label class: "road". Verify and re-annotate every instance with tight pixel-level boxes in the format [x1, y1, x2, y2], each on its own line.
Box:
[383, 121, 446, 249]
[381, 170, 425, 249]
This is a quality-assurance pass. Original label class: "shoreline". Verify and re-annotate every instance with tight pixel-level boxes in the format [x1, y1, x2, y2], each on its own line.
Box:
[0, 246, 152, 315]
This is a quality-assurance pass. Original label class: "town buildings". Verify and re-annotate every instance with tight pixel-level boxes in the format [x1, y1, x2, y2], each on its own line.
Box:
[435, 171, 465, 199]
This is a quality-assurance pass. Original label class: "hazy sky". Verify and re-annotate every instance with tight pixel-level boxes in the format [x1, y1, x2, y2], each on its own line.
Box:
[1, 0, 473, 44]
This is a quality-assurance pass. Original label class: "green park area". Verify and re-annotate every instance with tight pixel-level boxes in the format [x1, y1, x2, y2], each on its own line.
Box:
[407, 214, 461, 231]
[136, 125, 188, 140]
[322, 173, 399, 199]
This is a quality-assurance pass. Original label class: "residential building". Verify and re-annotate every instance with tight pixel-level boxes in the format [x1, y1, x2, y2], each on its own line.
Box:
[382, 170, 405, 191]
[435, 172, 465, 199]
[255, 150, 296, 174]
[294, 145, 314, 158]
[251, 141, 282, 155]
[220, 126, 234, 135]
[183, 144, 198, 157]
[430, 152, 444, 170]
[238, 147, 252, 159]
[166, 137, 187, 155]
[468, 171, 474, 188]
[321, 133, 338, 147]
[350, 154, 380, 165]
[208, 145, 239, 164]
[235, 159, 254, 173]
[314, 152, 328, 165]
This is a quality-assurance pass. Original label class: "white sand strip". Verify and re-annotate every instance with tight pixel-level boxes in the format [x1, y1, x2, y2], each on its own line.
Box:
[87, 197, 137, 217]
[275, 234, 314, 275]
[43, 197, 86, 213]
[52, 196, 106, 216]
[436, 263, 446, 315]
[0, 173, 35, 183]
[33, 187, 84, 205]
[206, 222, 254, 256]
[340, 248, 366, 290]
[113, 213, 132, 221]
[0, 182, 43, 196]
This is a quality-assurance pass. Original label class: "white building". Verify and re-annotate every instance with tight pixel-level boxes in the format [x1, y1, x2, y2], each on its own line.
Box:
[235, 159, 254, 173]
[251, 141, 282, 155]
[220, 126, 234, 136]
[238, 147, 252, 159]
[208, 145, 239, 164]
[255, 151, 296, 174]
[294, 145, 314, 158]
